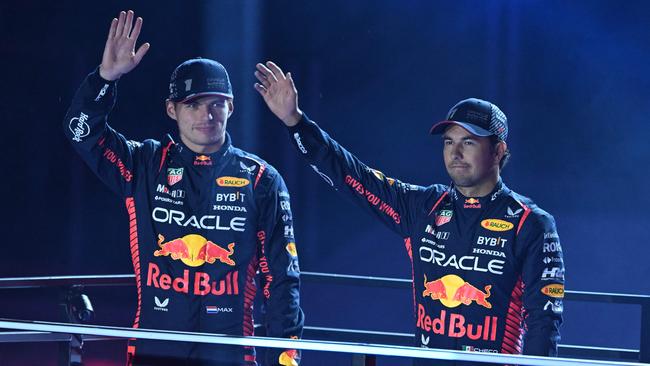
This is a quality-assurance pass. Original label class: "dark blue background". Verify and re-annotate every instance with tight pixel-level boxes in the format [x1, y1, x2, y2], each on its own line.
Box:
[1, 1, 649, 364]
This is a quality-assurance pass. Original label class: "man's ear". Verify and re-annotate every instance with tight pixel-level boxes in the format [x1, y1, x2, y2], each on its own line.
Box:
[227, 99, 234, 118]
[166, 100, 177, 121]
[495, 141, 507, 163]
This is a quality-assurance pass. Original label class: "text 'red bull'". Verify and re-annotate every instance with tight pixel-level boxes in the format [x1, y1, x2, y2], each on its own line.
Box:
[146, 262, 239, 296]
[416, 304, 498, 341]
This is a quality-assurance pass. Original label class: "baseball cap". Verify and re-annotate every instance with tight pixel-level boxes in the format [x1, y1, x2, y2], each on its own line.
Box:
[430, 98, 508, 141]
[168, 58, 233, 102]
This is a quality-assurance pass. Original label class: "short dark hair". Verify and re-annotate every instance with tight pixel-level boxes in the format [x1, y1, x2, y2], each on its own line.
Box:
[489, 135, 510, 170]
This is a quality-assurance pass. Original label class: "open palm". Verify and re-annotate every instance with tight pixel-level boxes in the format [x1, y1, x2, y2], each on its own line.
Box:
[100, 10, 150, 81]
[254, 62, 303, 126]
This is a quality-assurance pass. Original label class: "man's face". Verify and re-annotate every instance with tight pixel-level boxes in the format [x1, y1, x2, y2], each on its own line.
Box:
[442, 125, 501, 189]
[166, 95, 234, 154]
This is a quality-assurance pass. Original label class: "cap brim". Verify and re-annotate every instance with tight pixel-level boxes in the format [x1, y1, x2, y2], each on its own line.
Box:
[429, 120, 493, 137]
[175, 92, 234, 103]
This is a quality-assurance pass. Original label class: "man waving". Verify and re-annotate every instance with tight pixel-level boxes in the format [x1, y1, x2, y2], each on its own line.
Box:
[64, 12, 304, 366]
[255, 61, 564, 365]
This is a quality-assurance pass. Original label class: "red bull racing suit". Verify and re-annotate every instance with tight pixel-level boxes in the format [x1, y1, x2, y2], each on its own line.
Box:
[63, 68, 304, 366]
[287, 116, 564, 365]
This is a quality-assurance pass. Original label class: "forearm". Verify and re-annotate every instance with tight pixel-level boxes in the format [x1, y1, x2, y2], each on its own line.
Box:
[63, 67, 117, 150]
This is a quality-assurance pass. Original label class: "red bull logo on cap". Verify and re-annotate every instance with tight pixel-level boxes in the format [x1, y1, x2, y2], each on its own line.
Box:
[423, 274, 492, 309]
[154, 234, 235, 267]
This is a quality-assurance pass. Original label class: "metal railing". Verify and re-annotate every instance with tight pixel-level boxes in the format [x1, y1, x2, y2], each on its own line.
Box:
[1, 272, 649, 364]
[0, 319, 647, 366]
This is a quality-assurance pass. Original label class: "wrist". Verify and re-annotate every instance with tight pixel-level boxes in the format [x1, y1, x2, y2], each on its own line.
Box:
[283, 109, 303, 127]
[99, 65, 121, 81]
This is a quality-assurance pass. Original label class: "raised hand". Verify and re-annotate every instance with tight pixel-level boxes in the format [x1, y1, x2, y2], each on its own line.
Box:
[99, 10, 150, 81]
[254, 62, 303, 126]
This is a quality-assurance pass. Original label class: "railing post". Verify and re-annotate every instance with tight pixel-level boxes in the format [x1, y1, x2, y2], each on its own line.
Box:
[58, 339, 70, 366]
[641, 298, 650, 363]
[351, 354, 376, 366]
[351, 354, 364, 366]
[365, 355, 377, 366]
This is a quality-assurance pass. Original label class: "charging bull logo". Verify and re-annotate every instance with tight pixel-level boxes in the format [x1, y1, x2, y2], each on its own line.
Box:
[155, 234, 235, 267]
[194, 155, 212, 166]
[423, 274, 448, 301]
[279, 349, 299, 366]
[423, 274, 492, 309]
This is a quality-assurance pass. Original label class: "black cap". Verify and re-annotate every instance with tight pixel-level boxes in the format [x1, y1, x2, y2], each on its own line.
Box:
[168, 58, 233, 102]
[430, 98, 508, 141]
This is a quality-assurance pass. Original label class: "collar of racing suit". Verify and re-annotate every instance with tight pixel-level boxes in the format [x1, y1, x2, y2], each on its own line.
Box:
[165, 132, 233, 167]
[448, 178, 510, 203]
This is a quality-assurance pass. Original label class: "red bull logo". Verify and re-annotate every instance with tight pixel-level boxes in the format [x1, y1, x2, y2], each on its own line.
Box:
[422, 274, 448, 301]
[147, 262, 239, 296]
[194, 155, 212, 166]
[279, 349, 299, 366]
[464, 198, 481, 209]
[422, 274, 492, 309]
[154, 234, 235, 267]
[416, 305, 498, 341]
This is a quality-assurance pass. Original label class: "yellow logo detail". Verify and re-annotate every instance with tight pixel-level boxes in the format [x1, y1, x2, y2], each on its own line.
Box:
[541, 284, 565, 298]
[216, 176, 250, 187]
[279, 350, 299, 366]
[481, 219, 514, 232]
[286, 243, 298, 257]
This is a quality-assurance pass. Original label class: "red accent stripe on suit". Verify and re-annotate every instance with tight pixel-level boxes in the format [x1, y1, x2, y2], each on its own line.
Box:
[243, 258, 258, 337]
[513, 199, 531, 236]
[404, 237, 416, 316]
[254, 164, 267, 190]
[427, 192, 449, 216]
[158, 140, 174, 173]
[500, 277, 524, 354]
[125, 197, 142, 329]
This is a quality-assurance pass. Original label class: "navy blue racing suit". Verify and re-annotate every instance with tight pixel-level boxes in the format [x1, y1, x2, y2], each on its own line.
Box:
[63, 68, 304, 366]
[287, 115, 564, 365]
